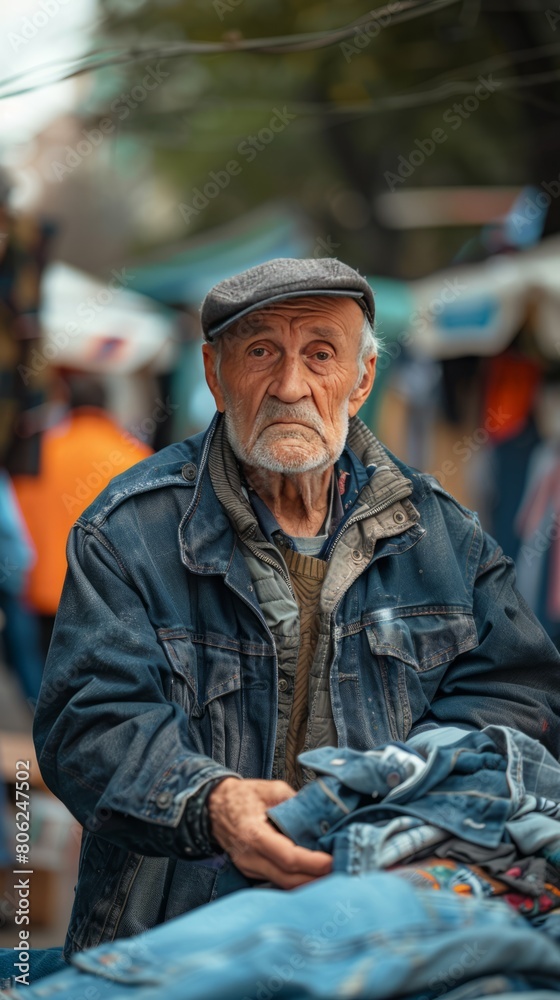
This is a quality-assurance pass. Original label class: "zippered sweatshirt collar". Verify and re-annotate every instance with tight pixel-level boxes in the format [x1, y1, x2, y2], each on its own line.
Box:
[180, 412, 421, 576]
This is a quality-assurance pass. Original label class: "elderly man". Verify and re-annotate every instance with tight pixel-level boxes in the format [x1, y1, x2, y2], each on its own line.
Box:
[34, 258, 560, 960]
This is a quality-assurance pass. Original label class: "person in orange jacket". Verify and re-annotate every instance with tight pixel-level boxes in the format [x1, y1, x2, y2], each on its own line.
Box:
[13, 373, 152, 655]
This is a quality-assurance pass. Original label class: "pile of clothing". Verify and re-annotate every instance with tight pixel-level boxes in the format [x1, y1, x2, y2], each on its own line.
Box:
[269, 726, 560, 931]
[6, 726, 560, 999]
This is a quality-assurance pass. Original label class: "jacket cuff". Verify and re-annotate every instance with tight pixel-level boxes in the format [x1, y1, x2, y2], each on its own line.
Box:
[179, 773, 241, 856]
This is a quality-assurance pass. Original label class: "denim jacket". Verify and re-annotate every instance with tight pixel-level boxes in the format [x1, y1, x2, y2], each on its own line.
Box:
[33, 413, 560, 959]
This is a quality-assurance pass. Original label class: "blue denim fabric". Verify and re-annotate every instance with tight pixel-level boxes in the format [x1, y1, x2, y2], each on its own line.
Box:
[269, 727, 560, 882]
[31, 414, 560, 956]
[269, 732, 515, 856]
[414, 725, 560, 807]
[409, 981, 560, 1000]
[410, 726, 560, 863]
[331, 819, 448, 874]
[0, 591, 44, 703]
[0, 469, 34, 597]
[0, 946, 66, 990]
[532, 910, 560, 944]
[5, 874, 560, 1000]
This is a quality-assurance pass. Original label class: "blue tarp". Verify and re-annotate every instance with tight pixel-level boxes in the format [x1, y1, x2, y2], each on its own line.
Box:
[127, 204, 313, 306]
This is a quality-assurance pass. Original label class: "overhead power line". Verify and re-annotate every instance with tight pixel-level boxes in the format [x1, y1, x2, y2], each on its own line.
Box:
[69, 63, 560, 125]
[1, 0, 558, 120]
[0, 0, 460, 99]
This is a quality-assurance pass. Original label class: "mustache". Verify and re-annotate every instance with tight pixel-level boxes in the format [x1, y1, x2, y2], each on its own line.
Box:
[253, 399, 324, 436]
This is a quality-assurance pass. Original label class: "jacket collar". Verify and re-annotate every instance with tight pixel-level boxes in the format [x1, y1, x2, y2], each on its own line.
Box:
[179, 412, 420, 575]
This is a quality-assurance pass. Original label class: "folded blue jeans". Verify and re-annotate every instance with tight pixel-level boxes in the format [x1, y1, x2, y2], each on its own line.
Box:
[0, 946, 66, 990]
[268, 732, 519, 855]
[5, 872, 560, 999]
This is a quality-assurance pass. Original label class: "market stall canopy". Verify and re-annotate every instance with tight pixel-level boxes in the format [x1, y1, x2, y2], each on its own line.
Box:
[408, 236, 560, 360]
[123, 200, 415, 346]
[356, 276, 415, 430]
[126, 202, 313, 307]
[40, 262, 178, 373]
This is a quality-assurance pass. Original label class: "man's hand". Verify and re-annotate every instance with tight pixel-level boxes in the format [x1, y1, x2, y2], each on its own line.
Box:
[207, 777, 332, 889]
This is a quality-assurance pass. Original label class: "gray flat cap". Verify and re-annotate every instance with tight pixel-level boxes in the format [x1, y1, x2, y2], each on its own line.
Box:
[200, 257, 375, 341]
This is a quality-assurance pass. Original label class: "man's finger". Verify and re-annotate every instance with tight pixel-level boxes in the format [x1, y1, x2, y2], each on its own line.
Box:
[232, 849, 331, 890]
[247, 822, 333, 877]
[256, 780, 298, 807]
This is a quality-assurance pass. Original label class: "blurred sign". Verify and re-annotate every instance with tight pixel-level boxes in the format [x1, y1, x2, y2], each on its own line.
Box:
[376, 187, 521, 228]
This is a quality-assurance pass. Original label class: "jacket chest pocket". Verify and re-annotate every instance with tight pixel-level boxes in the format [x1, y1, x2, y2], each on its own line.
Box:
[363, 607, 479, 739]
[157, 628, 244, 770]
[157, 627, 273, 773]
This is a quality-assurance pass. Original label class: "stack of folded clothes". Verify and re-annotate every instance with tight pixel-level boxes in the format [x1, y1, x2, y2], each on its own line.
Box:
[5, 726, 560, 999]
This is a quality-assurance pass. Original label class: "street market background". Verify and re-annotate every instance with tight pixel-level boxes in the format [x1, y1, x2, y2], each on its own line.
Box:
[1, 0, 560, 946]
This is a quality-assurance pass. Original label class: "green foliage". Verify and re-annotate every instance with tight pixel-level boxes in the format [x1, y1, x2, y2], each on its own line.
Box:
[91, 1, 546, 272]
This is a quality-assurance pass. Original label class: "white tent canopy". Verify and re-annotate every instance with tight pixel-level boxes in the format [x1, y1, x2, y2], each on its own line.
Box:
[40, 262, 178, 374]
[408, 236, 560, 360]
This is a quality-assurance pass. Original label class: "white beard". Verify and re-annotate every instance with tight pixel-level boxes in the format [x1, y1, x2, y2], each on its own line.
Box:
[224, 397, 349, 475]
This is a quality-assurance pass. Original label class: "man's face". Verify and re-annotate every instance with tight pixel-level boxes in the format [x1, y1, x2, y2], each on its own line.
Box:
[202, 296, 376, 475]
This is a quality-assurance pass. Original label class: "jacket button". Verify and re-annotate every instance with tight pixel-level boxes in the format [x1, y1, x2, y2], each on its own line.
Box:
[155, 791, 174, 809]
[351, 549, 362, 562]
[386, 771, 401, 788]
[393, 510, 406, 524]
[278, 678, 288, 692]
[181, 463, 197, 482]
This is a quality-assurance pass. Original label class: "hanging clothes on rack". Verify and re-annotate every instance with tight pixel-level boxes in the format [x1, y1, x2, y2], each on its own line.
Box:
[514, 438, 560, 648]
[484, 349, 543, 561]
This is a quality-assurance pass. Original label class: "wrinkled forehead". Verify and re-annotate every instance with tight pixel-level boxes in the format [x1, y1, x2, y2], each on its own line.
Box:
[223, 295, 365, 340]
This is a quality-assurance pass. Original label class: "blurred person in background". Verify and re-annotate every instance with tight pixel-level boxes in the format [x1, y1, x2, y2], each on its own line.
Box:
[13, 372, 152, 657]
[0, 168, 52, 706]
[0, 468, 43, 706]
[0, 168, 51, 478]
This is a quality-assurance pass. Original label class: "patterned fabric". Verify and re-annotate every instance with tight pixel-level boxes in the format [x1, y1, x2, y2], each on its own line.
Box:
[393, 857, 560, 918]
